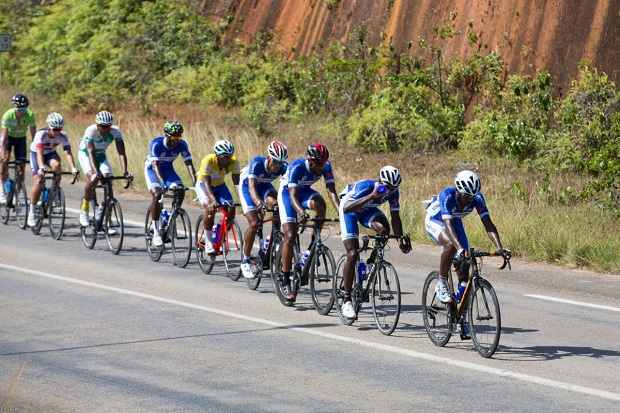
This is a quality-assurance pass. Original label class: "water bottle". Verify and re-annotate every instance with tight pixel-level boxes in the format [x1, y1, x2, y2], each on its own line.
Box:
[357, 261, 367, 282]
[6, 180, 12, 194]
[212, 222, 221, 243]
[42, 189, 49, 204]
[262, 235, 270, 252]
[160, 208, 170, 228]
[299, 249, 310, 267]
[95, 204, 103, 220]
[455, 281, 467, 302]
[377, 185, 388, 195]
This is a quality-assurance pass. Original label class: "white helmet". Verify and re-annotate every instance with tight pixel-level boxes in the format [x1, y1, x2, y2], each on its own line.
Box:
[46, 112, 65, 128]
[379, 166, 402, 187]
[95, 110, 114, 126]
[454, 170, 481, 196]
[213, 140, 234, 156]
[267, 140, 288, 162]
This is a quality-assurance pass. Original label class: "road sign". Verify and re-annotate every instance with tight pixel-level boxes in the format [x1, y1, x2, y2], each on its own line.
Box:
[0, 34, 11, 52]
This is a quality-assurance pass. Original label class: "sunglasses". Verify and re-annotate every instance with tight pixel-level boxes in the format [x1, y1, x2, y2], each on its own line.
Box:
[271, 159, 283, 166]
[16, 108, 28, 113]
[98, 124, 112, 129]
[220, 155, 232, 160]
[167, 134, 182, 140]
[51, 128, 63, 132]
[311, 159, 326, 167]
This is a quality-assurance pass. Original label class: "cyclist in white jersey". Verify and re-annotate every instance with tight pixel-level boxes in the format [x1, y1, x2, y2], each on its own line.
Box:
[77, 111, 133, 229]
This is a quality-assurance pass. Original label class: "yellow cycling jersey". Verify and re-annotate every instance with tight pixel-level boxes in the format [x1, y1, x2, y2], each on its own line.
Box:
[197, 153, 240, 186]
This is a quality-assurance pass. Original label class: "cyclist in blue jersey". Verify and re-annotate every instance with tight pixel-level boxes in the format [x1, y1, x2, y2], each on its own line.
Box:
[144, 121, 196, 248]
[425, 170, 509, 338]
[277, 143, 340, 301]
[239, 141, 289, 279]
[338, 166, 411, 319]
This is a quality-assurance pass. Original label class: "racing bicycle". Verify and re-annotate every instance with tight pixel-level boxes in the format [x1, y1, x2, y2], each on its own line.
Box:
[31, 170, 78, 239]
[0, 160, 29, 229]
[244, 206, 282, 291]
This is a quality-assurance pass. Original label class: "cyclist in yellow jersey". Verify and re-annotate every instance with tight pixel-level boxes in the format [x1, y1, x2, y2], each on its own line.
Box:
[195, 140, 240, 253]
[1, 94, 37, 203]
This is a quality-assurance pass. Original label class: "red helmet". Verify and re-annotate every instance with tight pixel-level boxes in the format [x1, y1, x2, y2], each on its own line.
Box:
[268, 140, 288, 162]
[307, 143, 329, 163]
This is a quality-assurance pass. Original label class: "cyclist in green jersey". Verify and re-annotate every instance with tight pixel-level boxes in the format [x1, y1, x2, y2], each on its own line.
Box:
[1, 94, 37, 203]
[77, 111, 133, 229]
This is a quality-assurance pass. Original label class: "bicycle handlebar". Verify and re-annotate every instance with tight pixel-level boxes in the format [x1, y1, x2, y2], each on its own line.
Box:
[96, 175, 132, 189]
[459, 248, 512, 270]
[297, 217, 339, 234]
[43, 170, 78, 185]
[360, 233, 411, 251]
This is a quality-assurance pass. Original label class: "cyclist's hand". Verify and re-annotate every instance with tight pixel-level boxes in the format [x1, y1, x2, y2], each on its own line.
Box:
[372, 182, 388, 198]
[159, 181, 168, 191]
[90, 172, 99, 183]
[124, 171, 134, 181]
[453, 247, 466, 265]
[497, 248, 512, 259]
[298, 211, 310, 224]
[71, 167, 79, 177]
[37, 167, 46, 176]
[257, 202, 268, 215]
[399, 237, 411, 253]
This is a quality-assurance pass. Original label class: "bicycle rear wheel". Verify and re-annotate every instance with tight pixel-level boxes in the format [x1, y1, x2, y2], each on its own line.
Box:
[15, 180, 28, 230]
[80, 198, 98, 249]
[171, 208, 192, 268]
[469, 278, 501, 358]
[48, 187, 66, 240]
[334, 255, 356, 326]
[31, 204, 44, 235]
[0, 181, 11, 224]
[195, 214, 215, 274]
[421, 271, 453, 346]
[223, 219, 243, 280]
[144, 207, 163, 262]
[309, 245, 336, 315]
[371, 262, 401, 335]
[105, 198, 124, 255]
[245, 231, 262, 290]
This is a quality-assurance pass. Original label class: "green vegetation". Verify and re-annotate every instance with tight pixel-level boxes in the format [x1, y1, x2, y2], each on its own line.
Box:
[1, 2, 620, 273]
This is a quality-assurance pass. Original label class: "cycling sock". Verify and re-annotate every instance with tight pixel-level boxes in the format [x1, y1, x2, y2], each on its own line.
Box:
[343, 293, 351, 303]
[154, 220, 160, 231]
[81, 199, 89, 211]
[283, 271, 291, 284]
[438, 274, 448, 283]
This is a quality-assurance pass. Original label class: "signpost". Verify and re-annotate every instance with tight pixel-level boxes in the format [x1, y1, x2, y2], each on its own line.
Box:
[0, 34, 12, 85]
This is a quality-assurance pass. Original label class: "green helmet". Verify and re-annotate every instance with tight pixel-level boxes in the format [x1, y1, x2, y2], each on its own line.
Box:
[163, 120, 184, 136]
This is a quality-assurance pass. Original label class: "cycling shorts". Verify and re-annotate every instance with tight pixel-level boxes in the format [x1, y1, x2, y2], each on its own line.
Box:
[339, 205, 384, 241]
[78, 150, 112, 175]
[30, 151, 60, 174]
[196, 181, 233, 206]
[240, 183, 277, 214]
[425, 212, 470, 251]
[144, 165, 183, 190]
[5, 136, 27, 163]
[277, 187, 322, 223]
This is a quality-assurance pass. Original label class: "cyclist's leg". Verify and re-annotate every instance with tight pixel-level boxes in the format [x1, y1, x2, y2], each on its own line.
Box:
[240, 183, 260, 258]
[14, 138, 28, 184]
[367, 209, 389, 264]
[277, 188, 298, 299]
[145, 165, 165, 230]
[28, 151, 43, 208]
[305, 190, 326, 234]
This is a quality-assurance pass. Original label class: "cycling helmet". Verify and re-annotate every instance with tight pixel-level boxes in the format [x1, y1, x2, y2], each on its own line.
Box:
[306, 143, 329, 163]
[46, 112, 65, 128]
[213, 140, 234, 156]
[267, 140, 288, 162]
[379, 166, 402, 187]
[163, 120, 184, 136]
[454, 170, 481, 197]
[95, 110, 114, 126]
[12, 94, 29, 109]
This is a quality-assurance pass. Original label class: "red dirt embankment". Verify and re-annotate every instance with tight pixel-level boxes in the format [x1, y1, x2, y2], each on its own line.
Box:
[203, 0, 620, 92]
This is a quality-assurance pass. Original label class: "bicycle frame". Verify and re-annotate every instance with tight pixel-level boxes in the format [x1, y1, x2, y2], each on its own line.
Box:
[91, 175, 131, 231]
[31, 170, 77, 238]
[294, 218, 338, 287]
[197, 203, 241, 256]
[1, 161, 29, 228]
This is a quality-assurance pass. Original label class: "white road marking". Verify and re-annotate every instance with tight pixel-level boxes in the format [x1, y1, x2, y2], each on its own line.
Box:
[525, 294, 620, 312]
[3, 263, 620, 402]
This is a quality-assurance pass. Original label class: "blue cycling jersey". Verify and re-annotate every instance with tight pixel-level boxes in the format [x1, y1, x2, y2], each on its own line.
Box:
[426, 187, 489, 221]
[341, 179, 400, 212]
[280, 158, 335, 190]
[240, 156, 288, 186]
[145, 136, 192, 173]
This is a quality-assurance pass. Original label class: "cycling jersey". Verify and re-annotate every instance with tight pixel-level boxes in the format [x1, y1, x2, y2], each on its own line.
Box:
[279, 158, 335, 190]
[144, 136, 192, 190]
[78, 124, 123, 157]
[1, 108, 36, 138]
[197, 153, 240, 187]
[30, 128, 71, 155]
[239, 156, 288, 213]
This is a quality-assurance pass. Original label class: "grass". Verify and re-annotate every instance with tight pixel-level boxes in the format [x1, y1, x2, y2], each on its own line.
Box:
[2, 88, 620, 274]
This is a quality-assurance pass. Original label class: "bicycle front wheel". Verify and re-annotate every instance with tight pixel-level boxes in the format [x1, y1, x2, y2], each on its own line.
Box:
[0, 184, 9, 225]
[195, 214, 215, 274]
[80, 198, 97, 249]
[333, 255, 355, 326]
[171, 208, 192, 268]
[48, 187, 66, 240]
[421, 271, 453, 347]
[309, 246, 336, 315]
[105, 198, 124, 255]
[371, 262, 401, 335]
[245, 231, 262, 290]
[271, 233, 296, 307]
[15, 180, 28, 230]
[223, 219, 243, 280]
[145, 207, 163, 262]
[469, 278, 501, 358]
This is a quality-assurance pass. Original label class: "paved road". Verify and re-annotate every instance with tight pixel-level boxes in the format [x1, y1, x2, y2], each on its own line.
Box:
[1, 178, 619, 412]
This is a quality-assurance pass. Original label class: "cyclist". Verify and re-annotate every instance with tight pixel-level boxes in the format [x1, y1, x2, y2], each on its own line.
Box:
[425, 170, 509, 338]
[338, 165, 411, 319]
[239, 140, 289, 279]
[195, 140, 240, 254]
[145, 121, 196, 248]
[27, 113, 79, 227]
[1, 94, 37, 203]
[277, 142, 340, 301]
[77, 111, 134, 233]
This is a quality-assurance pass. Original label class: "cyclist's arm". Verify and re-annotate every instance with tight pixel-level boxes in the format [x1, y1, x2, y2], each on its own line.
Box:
[288, 186, 306, 217]
[248, 177, 262, 206]
[86, 140, 98, 175]
[481, 214, 503, 250]
[390, 210, 411, 253]
[202, 174, 217, 203]
[29, 125, 37, 142]
[232, 172, 240, 199]
[35, 146, 46, 172]
[343, 184, 382, 213]
[1, 127, 7, 156]
[62, 146, 78, 171]
[151, 160, 166, 184]
[184, 159, 196, 184]
[115, 139, 129, 175]
[442, 217, 465, 251]
[325, 182, 340, 211]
